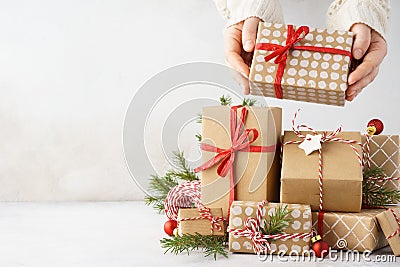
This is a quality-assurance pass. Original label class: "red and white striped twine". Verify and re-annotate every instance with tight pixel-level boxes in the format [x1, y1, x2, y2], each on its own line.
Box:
[283, 109, 363, 212]
[164, 181, 202, 221]
[386, 208, 400, 239]
[179, 206, 226, 235]
[227, 200, 312, 254]
[363, 133, 372, 169]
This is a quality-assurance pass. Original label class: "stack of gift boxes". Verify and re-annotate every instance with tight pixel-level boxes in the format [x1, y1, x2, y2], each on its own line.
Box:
[176, 22, 400, 256]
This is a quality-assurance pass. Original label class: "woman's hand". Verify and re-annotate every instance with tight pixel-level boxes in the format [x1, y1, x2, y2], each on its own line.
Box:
[347, 23, 387, 101]
[224, 17, 261, 77]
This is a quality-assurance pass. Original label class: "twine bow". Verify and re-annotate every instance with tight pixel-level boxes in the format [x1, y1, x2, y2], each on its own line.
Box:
[386, 208, 400, 239]
[227, 200, 312, 254]
[255, 24, 352, 99]
[179, 206, 225, 235]
[283, 109, 362, 235]
[194, 106, 277, 216]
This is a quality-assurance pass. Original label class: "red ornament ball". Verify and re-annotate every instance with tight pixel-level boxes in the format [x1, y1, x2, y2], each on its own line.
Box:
[164, 220, 177, 236]
[367, 119, 384, 135]
[312, 240, 330, 258]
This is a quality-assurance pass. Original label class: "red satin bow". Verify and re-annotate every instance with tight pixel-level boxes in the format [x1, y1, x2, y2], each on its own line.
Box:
[255, 24, 352, 99]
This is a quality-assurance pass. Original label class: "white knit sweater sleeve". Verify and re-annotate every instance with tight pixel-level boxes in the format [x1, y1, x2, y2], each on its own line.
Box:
[213, 0, 284, 27]
[326, 0, 390, 39]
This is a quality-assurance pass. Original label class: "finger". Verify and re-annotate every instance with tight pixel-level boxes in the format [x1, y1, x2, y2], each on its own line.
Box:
[226, 51, 250, 77]
[347, 60, 374, 86]
[232, 70, 250, 95]
[351, 23, 371, 60]
[224, 26, 250, 76]
[348, 32, 386, 85]
[346, 67, 379, 101]
[242, 17, 261, 52]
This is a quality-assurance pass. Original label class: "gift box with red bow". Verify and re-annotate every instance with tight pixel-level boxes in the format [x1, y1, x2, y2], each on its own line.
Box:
[195, 106, 282, 219]
[249, 23, 353, 106]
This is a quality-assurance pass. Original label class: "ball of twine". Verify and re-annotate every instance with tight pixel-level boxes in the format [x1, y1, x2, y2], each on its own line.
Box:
[164, 180, 202, 221]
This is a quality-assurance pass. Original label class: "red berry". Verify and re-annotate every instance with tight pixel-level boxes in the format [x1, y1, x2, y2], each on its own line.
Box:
[164, 220, 177, 236]
[312, 240, 330, 258]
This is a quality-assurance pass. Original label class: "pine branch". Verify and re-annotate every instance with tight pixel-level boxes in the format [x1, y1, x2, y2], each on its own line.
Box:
[145, 152, 199, 213]
[363, 167, 400, 207]
[242, 97, 257, 107]
[261, 205, 291, 235]
[196, 113, 202, 124]
[195, 133, 202, 142]
[219, 95, 232, 106]
[168, 151, 198, 182]
[160, 233, 228, 260]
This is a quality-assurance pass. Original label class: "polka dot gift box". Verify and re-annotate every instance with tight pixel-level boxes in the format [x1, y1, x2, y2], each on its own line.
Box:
[249, 23, 353, 106]
[228, 201, 312, 255]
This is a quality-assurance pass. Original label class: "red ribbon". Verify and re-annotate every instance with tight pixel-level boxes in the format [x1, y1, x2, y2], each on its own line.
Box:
[255, 25, 352, 99]
[194, 106, 277, 213]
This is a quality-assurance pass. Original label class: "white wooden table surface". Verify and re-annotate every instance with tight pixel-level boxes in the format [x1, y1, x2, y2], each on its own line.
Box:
[0, 202, 397, 267]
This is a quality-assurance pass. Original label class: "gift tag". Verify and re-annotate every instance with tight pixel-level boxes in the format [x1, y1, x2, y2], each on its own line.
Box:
[298, 134, 322, 155]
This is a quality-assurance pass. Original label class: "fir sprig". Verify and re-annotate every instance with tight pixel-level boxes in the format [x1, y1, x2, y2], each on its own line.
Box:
[195, 133, 202, 142]
[261, 205, 291, 235]
[242, 97, 257, 107]
[219, 95, 232, 106]
[160, 233, 227, 260]
[144, 151, 199, 213]
[362, 167, 400, 207]
[196, 113, 202, 124]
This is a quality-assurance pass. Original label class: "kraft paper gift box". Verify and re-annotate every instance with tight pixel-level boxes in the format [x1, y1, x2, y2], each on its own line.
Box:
[197, 106, 282, 219]
[249, 22, 353, 106]
[228, 201, 312, 255]
[281, 131, 363, 212]
[362, 134, 400, 192]
[177, 207, 225, 236]
[376, 207, 400, 256]
[312, 209, 388, 252]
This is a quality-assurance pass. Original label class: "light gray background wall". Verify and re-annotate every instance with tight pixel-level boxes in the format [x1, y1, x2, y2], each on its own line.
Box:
[0, 0, 398, 201]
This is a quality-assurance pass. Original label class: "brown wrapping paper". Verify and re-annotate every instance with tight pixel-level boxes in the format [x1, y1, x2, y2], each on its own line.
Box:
[362, 135, 400, 192]
[312, 210, 388, 252]
[228, 201, 312, 254]
[376, 207, 400, 256]
[177, 208, 225, 236]
[281, 131, 363, 212]
[201, 106, 282, 218]
[249, 22, 353, 106]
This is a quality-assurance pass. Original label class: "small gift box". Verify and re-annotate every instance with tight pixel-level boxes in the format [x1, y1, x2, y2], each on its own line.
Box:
[376, 207, 400, 256]
[177, 207, 225, 236]
[228, 201, 312, 255]
[281, 111, 363, 212]
[249, 23, 353, 106]
[362, 134, 400, 192]
[312, 209, 388, 252]
[195, 106, 282, 219]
